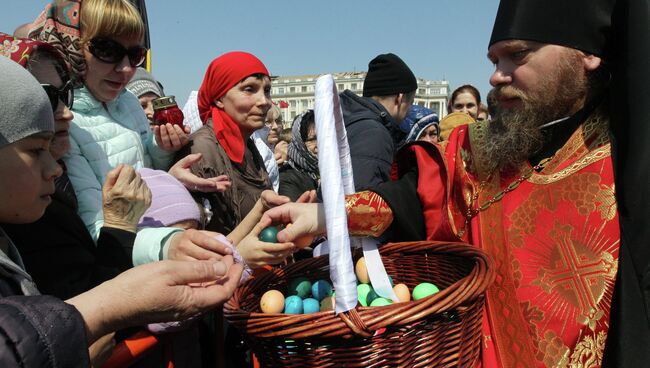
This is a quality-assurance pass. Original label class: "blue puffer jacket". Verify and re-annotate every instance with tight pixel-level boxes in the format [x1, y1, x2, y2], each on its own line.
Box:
[64, 87, 180, 265]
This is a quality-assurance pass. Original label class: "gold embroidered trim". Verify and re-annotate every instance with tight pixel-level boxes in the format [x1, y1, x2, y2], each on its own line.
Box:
[528, 144, 611, 184]
[346, 191, 393, 237]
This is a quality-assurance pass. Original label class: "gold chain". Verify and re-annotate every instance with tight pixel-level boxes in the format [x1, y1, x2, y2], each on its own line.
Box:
[456, 157, 553, 237]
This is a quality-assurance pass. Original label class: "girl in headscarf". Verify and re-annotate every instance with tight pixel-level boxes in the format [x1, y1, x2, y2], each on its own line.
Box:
[178, 51, 273, 234]
[404, 105, 441, 144]
[279, 110, 319, 201]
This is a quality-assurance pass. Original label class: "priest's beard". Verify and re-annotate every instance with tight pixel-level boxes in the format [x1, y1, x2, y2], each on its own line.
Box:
[483, 52, 589, 174]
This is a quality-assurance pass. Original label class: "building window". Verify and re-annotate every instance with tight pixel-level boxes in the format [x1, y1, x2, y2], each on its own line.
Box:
[430, 101, 440, 113]
[429, 88, 439, 95]
[289, 87, 295, 93]
[338, 84, 345, 91]
[417, 101, 425, 107]
[351, 83, 357, 90]
[278, 87, 284, 94]
[291, 111, 297, 119]
[301, 86, 307, 92]
[290, 100, 296, 107]
[301, 100, 308, 108]
[419, 88, 426, 95]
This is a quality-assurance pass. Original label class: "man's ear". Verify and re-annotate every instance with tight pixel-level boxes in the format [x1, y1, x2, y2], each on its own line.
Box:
[583, 54, 602, 72]
[215, 99, 225, 109]
[395, 94, 404, 107]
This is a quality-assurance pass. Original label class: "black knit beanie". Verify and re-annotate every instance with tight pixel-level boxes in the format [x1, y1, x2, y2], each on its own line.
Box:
[362, 53, 417, 97]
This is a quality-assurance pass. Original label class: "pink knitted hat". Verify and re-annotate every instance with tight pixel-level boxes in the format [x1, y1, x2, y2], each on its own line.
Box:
[137, 168, 201, 228]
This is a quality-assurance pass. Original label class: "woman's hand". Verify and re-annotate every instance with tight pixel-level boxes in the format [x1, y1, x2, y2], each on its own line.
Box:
[169, 153, 231, 193]
[154, 123, 190, 152]
[67, 258, 243, 344]
[102, 164, 152, 232]
[273, 140, 288, 166]
[167, 229, 234, 261]
[259, 202, 325, 243]
[237, 221, 295, 268]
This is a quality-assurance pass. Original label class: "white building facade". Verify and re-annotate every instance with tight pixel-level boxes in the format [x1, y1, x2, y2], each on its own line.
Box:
[271, 72, 449, 127]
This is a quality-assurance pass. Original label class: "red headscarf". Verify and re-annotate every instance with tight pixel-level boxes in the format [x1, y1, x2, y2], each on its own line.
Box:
[198, 51, 269, 163]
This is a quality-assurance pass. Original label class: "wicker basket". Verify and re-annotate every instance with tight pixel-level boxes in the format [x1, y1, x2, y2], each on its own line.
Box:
[224, 241, 494, 367]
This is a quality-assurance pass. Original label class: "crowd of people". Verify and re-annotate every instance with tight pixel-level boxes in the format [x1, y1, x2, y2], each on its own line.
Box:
[1, 0, 649, 367]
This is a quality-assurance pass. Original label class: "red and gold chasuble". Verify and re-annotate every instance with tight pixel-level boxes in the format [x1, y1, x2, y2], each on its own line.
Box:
[408, 110, 619, 367]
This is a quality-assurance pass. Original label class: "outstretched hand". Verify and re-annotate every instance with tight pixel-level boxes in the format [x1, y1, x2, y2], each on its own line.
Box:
[102, 164, 151, 232]
[167, 229, 234, 261]
[237, 220, 296, 268]
[169, 153, 231, 193]
[154, 123, 190, 152]
[259, 202, 325, 243]
[67, 258, 243, 344]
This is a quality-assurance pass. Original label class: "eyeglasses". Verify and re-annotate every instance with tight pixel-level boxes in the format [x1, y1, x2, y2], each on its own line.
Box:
[41, 80, 74, 112]
[88, 38, 147, 67]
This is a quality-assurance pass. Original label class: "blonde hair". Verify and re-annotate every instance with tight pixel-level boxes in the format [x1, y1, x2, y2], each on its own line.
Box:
[80, 0, 145, 44]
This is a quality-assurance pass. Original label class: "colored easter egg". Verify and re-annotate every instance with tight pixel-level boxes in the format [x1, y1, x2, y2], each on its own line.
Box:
[393, 283, 411, 303]
[259, 226, 279, 243]
[311, 280, 333, 301]
[288, 277, 312, 299]
[286, 223, 314, 248]
[320, 295, 335, 311]
[370, 297, 393, 307]
[412, 283, 440, 301]
[357, 283, 373, 306]
[284, 295, 304, 314]
[260, 289, 285, 313]
[303, 298, 320, 314]
[355, 257, 370, 284]
[366, 289, 379, 306]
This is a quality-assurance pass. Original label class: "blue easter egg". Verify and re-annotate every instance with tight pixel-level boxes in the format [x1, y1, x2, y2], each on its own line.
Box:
[311, 280, 333, 301]
[303, 298, 320, 314]
[284, 295, 304, 314]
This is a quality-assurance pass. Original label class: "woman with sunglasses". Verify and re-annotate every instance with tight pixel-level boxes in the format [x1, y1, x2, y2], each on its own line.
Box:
[27, 0, 223, 267]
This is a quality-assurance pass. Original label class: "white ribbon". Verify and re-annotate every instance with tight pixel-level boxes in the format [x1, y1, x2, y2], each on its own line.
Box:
[314, 76, 397, 315]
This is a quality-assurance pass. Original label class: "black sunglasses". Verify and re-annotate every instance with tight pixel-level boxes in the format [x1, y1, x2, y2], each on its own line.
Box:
[41, 80, 74, 112]
[88, 38, 147, 67]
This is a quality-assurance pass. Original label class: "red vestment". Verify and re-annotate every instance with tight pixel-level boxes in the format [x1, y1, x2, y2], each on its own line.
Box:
[397, 111, 619, 367]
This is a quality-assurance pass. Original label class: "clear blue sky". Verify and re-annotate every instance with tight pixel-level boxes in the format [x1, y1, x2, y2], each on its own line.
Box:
[3, 0, 499, 106]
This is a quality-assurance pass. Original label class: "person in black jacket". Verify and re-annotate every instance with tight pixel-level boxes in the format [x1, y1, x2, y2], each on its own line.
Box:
[340, 53, 416, 191]
[279, 110, 319, 201]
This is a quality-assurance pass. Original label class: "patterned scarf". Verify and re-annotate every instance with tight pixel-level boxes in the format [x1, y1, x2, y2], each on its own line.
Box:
[286, 111, 319, 181]
[0, 32, 67, 69]
[28, 0, 84, 86]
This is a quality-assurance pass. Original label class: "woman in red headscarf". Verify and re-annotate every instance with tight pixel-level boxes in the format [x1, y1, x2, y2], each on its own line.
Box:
[178, 51, 273, 234]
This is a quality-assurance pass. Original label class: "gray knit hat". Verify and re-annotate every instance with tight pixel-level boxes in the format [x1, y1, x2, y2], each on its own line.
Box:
[0, 57, 53, 149]
[126, 68, 164, 98]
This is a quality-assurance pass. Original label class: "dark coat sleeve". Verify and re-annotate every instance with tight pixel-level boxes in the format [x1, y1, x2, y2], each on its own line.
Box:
[279, 168, 317, 202]
[2, 199, 133, 300]
[371, 167, 426, 242]
[0, 295, 89, 367]
[346, 119, 395, 191]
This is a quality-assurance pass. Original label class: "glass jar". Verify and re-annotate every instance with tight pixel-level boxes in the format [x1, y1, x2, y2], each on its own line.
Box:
[152, 96, 184, 127]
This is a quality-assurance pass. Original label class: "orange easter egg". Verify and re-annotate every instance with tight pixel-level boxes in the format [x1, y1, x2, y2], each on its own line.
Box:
[355, 257, 370, 284]
[260, 290, 285, 314]
[393, 283, 411, 303]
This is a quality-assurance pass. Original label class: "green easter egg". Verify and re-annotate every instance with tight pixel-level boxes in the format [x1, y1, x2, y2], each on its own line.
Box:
[366, 289, 379, 305]
[259, 226, 279, 243]
[412, 282, 440, 301]
[357, 284, 373, 306]
[370, 297, 393, 307]
[288, 277, 312, 299]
